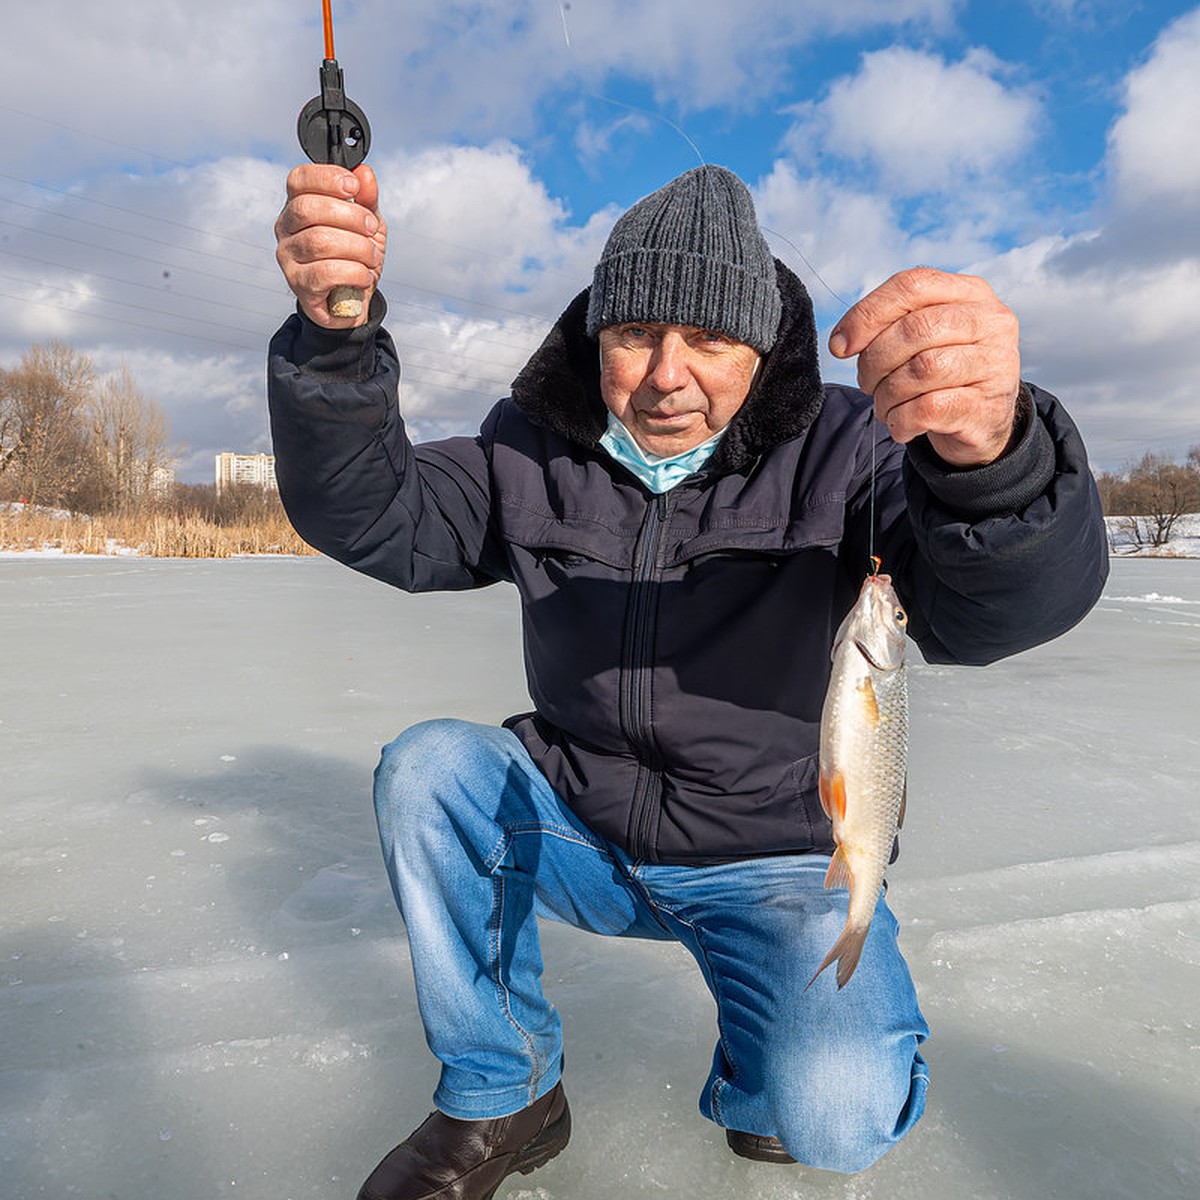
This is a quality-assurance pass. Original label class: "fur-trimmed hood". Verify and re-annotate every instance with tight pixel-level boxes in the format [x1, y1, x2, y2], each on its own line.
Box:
[510, 260, 825, 474]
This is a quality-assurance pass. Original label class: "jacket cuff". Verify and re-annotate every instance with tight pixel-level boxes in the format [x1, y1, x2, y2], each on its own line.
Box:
[289, 291, 389, 380]
[904, 383, 1056, 519]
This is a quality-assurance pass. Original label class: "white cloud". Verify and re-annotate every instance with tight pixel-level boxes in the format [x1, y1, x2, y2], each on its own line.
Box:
[988, 7, 1200, 458]
[784, 46, 1041, 195]
[376, 143, 605, 312]
[753, 158, 1017, 312]
[753, 162, 914, 309]
[1106, 7, 1200, 209]
[981, 236, 1200, 467]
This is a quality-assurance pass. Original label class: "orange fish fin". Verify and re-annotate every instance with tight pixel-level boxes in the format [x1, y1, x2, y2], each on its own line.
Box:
[819, 770, 847, 823]
[856, 676, 880, 726]
[823, 845, 853, 891]
[804, 922, 869, 991]
[898, 778, 908, 829]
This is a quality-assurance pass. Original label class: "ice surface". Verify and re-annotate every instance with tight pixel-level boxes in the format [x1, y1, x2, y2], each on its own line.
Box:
[2, 556, 1198, 1200]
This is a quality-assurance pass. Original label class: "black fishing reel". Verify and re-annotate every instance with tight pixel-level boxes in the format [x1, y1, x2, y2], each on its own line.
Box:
[297, 58, 371, 169]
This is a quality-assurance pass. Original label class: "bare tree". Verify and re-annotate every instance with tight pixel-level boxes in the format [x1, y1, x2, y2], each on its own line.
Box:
[0, 375, 19, 475]
[1116, 451, 1200, 547]
[85, 366, 176, 514]
[0, 343, 94, 507]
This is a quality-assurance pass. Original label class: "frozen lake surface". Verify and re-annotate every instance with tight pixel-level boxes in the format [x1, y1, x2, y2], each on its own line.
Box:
[2, 555, 1197, 1200]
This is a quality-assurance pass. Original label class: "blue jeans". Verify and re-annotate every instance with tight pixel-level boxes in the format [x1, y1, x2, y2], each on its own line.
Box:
[373, 719, 929, 1174]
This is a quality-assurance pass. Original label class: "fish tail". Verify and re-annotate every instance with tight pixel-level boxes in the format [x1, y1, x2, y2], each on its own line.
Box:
[805, 921, 870, 991]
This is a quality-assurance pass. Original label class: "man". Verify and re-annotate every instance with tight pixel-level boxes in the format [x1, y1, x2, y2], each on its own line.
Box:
[270, 163, 1107, 1199]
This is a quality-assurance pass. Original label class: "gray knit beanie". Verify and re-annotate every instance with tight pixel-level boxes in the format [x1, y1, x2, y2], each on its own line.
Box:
[586, 165, 782, 353]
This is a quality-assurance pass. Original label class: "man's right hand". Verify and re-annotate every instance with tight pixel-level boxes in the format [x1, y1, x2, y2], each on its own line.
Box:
[274, 163, 387, 328]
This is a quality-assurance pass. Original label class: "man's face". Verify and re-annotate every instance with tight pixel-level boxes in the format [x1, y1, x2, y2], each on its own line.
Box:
[598, 323, 761, 457]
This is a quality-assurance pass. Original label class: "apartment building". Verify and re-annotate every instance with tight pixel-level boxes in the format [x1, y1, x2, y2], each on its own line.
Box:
[215, 452, 278, 496]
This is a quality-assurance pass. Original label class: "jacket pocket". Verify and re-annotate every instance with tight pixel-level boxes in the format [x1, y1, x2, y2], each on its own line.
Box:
[498, 494, 638, 570]
[791, 752, 828, 850]
[667, 494, 847, 567]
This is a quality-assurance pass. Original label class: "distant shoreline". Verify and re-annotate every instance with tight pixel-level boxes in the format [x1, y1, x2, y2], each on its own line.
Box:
[2, 509, 1196, 560]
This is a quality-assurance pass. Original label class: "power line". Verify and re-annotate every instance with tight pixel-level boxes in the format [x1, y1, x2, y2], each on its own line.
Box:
[0, 202, 280, 284]
[0, 216, 286, 294]
[0, 170, 273, 259]
[0, 105, 282, 205]
[0, 138, 575, 399]
[0, 287, 528, 404]
[0, 270, 276, 343]
[0, 246, 281, 322]
[0, 288, 263, 354]
[0, 106, 589, 288]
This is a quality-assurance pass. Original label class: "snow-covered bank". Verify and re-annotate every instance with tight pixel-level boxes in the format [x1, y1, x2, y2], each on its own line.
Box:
[1, 556, 1197, 1200]
[1106, 512, 1200, 557]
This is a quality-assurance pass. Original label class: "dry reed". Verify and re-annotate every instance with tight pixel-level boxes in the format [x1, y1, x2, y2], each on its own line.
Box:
[0, 507, 318, 558]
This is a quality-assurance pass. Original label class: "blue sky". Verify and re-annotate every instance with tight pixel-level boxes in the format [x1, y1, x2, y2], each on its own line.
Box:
[3, 1, 1199, 479]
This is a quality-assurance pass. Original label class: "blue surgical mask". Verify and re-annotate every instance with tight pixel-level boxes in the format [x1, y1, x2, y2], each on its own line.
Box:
[599, 412, 724, 494]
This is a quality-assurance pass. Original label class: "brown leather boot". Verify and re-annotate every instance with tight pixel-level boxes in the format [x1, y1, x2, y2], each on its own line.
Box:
[725, 1129, 797, 1163]
[357, 1083, 570, 1200]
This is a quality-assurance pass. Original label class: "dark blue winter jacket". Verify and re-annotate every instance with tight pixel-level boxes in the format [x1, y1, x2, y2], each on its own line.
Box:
[268, 262, 1108, 865]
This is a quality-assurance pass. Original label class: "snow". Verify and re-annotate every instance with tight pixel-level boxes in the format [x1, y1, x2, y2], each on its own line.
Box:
[1106, 512, 1200, 558]
[2, 555, 1197, 1200]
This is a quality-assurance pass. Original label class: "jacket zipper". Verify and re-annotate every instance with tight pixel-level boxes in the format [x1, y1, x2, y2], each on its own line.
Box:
[621, 492, 671, 859]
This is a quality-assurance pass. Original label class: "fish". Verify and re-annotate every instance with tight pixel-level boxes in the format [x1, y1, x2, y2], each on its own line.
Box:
[807, 568, 909, 990]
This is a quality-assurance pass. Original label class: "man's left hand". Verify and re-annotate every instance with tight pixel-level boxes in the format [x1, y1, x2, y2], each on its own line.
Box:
[829, 268, 1021, 467]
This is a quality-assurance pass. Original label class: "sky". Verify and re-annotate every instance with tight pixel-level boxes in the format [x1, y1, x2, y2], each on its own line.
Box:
[2, 0, 1198, 482]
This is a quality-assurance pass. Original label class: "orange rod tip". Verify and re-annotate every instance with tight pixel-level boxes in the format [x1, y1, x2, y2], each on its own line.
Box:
[322, 0, 336, 61]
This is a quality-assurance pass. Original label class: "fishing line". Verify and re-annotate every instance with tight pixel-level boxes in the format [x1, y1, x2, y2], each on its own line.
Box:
[554, 2, 706, 170]
[764, 212, 882, 580]
[868, 430, 878, 574]
[761, 211, 882, 581]
[759, 224, 852, 312]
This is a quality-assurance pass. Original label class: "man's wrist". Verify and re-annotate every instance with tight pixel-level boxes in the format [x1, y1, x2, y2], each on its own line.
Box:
[292, 290, 388, 378]
[905, 383, 1055, 518]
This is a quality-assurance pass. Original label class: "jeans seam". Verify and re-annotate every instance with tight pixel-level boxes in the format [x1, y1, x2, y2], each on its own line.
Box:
[484, 822, 606, 873]
[710, 1077, 728, 1127]
[489, 872, 542, 1104]
[679, 913, 741, 1115]
[628, 883, 742, 1123]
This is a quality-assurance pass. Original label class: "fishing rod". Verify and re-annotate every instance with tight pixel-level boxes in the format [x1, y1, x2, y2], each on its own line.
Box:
[297, 0, 373, 318]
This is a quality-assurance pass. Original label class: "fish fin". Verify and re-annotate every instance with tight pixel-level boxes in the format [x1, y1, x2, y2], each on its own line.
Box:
[823, 845, 853, 891]
[804, 922, 870, 991]
[898, 778, 908, 829]
[819, 770, 847, 823]
[856, 676, 880, 726]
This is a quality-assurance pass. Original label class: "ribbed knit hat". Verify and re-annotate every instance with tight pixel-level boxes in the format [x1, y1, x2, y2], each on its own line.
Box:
[586, 165, 782, 353]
